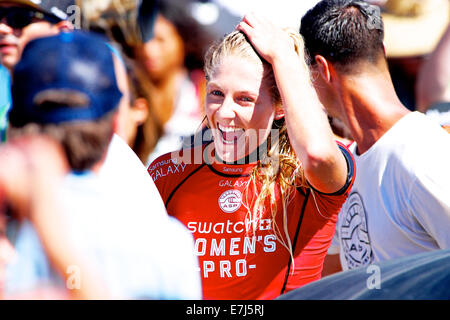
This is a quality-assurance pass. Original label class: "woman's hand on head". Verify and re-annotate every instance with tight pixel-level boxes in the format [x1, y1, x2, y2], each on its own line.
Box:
[236, 13, 297, 65]
[236, 16, 349, 195]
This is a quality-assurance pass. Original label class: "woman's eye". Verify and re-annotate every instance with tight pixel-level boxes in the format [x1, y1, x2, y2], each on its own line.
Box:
[210, 90, 223, 97]
[239, 96, 254, 103]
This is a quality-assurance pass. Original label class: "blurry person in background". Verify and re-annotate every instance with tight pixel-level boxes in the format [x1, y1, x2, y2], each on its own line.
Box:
[416, 25, 450, 133]
[78, 0, 158, 165]
[133, 0, 214, 165]
[381, 0, 449, 110]
[0, 0, 74, 70]
[80, 0, 214, 166]
[0, 0, 75, 142]
[119, 57, 152, 162]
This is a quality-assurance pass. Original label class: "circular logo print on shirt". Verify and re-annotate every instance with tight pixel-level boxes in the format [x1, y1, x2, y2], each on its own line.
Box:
[339, 192, 374, 269]
[218, 189, 242, 213]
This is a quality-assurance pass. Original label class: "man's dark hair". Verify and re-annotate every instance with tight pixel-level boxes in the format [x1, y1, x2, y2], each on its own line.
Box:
[300, 0, 385, 71]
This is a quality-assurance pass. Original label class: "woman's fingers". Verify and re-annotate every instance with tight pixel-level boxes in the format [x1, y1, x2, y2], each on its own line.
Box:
[242, 12, 259, 28]
[236, 14, 278, 63]
[236, 20, 252, 36]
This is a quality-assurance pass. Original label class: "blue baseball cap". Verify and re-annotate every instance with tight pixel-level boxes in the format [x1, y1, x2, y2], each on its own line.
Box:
[9, 31, 123, 127]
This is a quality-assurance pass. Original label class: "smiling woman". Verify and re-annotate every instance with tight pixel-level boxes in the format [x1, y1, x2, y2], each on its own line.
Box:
[148, 15, 355, 300]
[204, 50, 276, 163]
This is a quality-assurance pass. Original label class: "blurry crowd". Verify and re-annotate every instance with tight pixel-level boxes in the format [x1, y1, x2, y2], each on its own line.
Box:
[0, 0, 449, 300]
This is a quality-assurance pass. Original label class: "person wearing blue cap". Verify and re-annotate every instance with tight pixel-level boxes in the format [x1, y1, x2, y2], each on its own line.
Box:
[3, 31, 202, 299]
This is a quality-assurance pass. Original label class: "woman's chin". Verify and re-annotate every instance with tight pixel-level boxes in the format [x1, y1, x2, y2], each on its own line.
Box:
[213, 132, 253, 163]
[215, 149, 238, 163]
[214, 143, 241, 163]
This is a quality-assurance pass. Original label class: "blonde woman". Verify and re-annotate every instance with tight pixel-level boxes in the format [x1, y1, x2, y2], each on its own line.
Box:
[148, 15, 355, 300]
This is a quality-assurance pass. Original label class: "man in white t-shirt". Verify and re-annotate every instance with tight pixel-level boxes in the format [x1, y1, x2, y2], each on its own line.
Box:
[300, 0, 450, 273]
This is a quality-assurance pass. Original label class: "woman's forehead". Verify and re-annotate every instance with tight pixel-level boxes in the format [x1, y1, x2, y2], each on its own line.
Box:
[208, 55, 266, 86]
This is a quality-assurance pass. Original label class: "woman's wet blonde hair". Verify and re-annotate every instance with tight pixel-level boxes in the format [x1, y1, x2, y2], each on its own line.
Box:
[204, 30, 311, 260]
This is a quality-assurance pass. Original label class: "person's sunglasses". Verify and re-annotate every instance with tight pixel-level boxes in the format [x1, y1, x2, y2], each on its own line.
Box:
[0, 7, 60, 29]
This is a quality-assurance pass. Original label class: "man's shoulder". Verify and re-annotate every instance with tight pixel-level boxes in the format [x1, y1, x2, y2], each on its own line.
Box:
[361, 111, 450, 185]
[393, 112, 449, 139]
[393, 112, 450, 163]
[361, 112, 449, 160]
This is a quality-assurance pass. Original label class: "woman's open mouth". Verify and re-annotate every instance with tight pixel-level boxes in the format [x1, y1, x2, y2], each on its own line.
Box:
[217, 123, 245, 145]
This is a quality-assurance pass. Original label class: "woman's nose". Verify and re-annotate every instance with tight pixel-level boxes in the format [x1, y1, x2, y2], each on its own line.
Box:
[216, 97, 236, 120]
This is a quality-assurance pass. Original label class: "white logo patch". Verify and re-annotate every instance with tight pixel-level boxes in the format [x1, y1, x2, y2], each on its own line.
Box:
[218, 189, 242, 213]
[340, 192, 374, 269]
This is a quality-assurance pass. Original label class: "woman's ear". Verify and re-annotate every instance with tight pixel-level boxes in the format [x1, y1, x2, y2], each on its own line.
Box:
[315, 55, 332, 83]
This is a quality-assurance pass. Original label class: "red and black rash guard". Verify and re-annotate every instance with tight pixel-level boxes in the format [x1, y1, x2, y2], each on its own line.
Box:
[148, 142, 355, 300]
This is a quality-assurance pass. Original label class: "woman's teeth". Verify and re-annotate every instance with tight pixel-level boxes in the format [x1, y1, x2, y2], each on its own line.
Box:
[218, 124, 244, 144]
